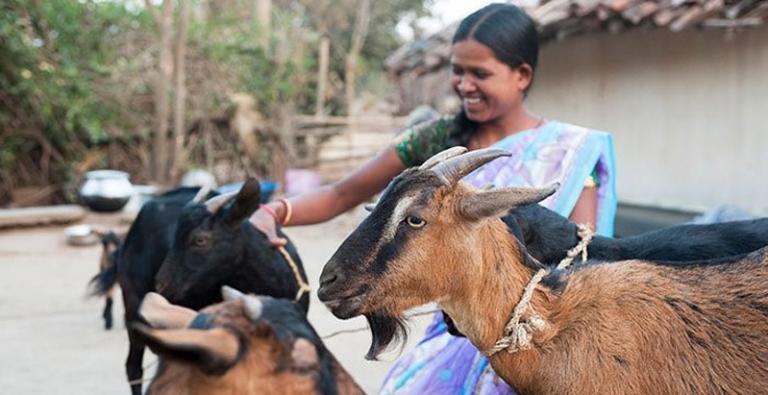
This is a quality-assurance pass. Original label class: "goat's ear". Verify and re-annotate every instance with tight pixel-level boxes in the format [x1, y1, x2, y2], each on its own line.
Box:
[133, 324, 241, 375]
[290, 338, 319, 371]
[140, 292, 197, 329]
[460, 185, 557, 221]
[227, 178, 262, 226]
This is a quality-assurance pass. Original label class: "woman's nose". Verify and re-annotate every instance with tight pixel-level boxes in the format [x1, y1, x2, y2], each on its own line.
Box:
[457, 75, 476, 93]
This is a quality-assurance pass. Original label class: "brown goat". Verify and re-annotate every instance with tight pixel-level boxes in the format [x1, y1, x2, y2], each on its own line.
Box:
[135, 288, 362, 395]
[318, 147, 768, 394]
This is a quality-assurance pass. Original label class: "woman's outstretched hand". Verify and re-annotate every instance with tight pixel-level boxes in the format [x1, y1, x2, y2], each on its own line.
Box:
[250, 207, 288, 247]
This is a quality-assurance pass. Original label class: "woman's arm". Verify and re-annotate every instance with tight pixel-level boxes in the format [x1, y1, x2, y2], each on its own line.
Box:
[569, 186, 598, 232]
[252, 146, 406, 245]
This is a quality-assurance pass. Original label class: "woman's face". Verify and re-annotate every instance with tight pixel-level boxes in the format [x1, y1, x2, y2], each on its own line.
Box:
[450, 39, 532, 124]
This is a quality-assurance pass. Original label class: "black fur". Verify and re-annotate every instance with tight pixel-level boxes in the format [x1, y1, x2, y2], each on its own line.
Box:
[506, 204, 768, 264]
[364, 311, 408, 361]
[107, 181, 308, 395]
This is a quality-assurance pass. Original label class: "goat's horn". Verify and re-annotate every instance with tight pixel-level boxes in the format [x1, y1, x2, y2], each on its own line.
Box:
[221, 285, 245, 302]
[243, 295, 263, 320]
[431, 148, 511, 185]
[204, 191, 238, 214]
[191, 184, 212, 204]
[418, 146, 468, 169]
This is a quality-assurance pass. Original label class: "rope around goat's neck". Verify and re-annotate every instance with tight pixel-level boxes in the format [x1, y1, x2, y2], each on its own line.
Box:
[484, 224, 594, 358]
[276, 246, 311, 301]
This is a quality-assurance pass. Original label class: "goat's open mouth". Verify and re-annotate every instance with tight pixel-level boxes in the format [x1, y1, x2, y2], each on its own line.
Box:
[322, 293, 367, 319]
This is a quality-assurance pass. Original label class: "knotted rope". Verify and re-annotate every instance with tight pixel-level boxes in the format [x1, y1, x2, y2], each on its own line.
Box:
[484, 224, 594, 357]
[277, 246, 311, 301]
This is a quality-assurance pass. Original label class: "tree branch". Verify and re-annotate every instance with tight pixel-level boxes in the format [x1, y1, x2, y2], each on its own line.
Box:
[144, 0, 162, 26]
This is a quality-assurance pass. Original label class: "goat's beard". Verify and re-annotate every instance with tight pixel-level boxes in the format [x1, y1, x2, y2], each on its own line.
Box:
[364, 311, 407, 360]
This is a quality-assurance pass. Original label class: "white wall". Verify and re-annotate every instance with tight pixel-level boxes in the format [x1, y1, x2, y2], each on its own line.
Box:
[528, 27, 768, 215]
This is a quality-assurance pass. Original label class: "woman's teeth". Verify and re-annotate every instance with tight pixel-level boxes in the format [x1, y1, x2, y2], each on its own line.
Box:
[464, 98, 481, 104]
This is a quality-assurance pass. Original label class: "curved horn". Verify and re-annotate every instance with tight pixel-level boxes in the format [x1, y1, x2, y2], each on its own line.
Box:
[418, 146, 468, 170]
[221, 285, 245, 302]
[204, 191, 238, 214]
[191, 184, 212, 204]
[431, 148, 511, 185]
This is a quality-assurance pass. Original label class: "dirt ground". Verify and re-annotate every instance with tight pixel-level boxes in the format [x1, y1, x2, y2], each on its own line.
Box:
[0, 208, 432, 394]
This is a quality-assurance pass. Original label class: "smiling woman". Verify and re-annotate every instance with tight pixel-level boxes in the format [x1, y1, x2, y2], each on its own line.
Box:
[249, 3, 617, 394]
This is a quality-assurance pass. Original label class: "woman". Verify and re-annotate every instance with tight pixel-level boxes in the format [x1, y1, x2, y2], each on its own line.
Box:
[252, 3, 617, 393]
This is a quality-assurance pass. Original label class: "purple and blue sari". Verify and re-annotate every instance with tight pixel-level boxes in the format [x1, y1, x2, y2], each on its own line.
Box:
[382, 120, 617, 394]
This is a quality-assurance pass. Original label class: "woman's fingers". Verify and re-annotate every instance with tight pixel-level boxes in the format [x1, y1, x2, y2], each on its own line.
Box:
[250, 209, 287, 247]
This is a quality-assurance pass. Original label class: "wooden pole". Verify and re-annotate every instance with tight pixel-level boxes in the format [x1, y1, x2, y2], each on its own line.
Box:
[315, 37, 330, 118]
[255, 0, 272, 50]
[170, 0, 190, 184]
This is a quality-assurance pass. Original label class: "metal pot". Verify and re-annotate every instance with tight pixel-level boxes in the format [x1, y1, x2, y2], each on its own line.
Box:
[79, 170, 133, 212]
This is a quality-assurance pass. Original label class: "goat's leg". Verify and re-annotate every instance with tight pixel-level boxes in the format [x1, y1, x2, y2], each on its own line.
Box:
[103, 291, 114, 330]
[126, 328, 146, 395]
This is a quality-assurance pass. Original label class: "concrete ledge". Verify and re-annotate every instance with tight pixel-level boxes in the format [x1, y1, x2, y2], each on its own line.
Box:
[0, 205, 86, 229]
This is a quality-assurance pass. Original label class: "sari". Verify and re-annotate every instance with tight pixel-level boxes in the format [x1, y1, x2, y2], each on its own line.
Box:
[381, 120, 617, 394]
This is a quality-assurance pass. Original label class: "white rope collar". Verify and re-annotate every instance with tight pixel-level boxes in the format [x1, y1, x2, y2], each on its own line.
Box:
[484, 224, 594, 357]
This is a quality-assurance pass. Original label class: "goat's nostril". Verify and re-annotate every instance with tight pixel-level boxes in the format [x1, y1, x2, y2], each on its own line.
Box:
[319, 272, 339, 288]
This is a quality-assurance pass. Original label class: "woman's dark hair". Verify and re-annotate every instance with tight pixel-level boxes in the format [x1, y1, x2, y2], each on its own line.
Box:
[449, 3, 540, 146]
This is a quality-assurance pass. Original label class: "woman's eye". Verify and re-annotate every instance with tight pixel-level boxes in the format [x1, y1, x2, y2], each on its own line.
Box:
[405, 215, 426, 228]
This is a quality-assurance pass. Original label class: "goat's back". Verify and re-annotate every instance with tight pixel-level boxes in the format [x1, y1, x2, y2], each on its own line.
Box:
[541, 248, 768, 394]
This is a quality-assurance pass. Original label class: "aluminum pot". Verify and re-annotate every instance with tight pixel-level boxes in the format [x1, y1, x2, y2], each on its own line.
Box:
[79, 170, 133, 212]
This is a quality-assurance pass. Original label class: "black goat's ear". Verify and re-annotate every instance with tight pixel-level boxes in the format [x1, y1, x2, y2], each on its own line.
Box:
[132, 324, 241, 375]
[227, 178, 262, 226]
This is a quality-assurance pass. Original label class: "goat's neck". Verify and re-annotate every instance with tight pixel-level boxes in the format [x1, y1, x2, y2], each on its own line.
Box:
[440, 219, 550, 353]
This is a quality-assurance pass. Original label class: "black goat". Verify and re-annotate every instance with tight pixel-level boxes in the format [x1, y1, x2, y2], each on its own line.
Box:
[90, 179, 308, 395]
[89, 230, 123, 330]
[504, 203, 768, 263]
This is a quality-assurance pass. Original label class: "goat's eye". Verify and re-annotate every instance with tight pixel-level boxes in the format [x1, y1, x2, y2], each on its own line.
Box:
[191, 234, 210, 248]
[405, 215, 426, 228]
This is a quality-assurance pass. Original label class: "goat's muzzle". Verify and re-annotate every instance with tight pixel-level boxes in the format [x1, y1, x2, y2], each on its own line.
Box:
[317, 269, 366, 319]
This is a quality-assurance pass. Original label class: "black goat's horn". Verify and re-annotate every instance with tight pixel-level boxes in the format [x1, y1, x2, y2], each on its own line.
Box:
[191, 184, 212, 204]
[204, 191, 237, 214]
[431, 148, 511, 185]
[419, 146, 468, 169]
[221, 286, 245, 302]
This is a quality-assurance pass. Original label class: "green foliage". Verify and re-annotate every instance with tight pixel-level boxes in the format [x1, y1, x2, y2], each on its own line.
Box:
[0, 0, 431, 201]
[0, 0, 144, 186]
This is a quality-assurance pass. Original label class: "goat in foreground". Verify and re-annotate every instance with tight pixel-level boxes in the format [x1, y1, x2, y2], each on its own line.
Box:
[318, 147, 768, 394]
[135, 287, 362, 395]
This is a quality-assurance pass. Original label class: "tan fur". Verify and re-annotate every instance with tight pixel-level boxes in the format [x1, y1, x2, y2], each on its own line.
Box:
[353, 183, 768, 394]
[146, 299, 364, 395]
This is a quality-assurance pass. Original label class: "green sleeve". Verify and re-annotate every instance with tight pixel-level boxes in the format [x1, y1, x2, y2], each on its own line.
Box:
[393, 116, 456, 168]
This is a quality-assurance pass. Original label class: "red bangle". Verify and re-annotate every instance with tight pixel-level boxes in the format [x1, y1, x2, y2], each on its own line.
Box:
[260, 204, 281, 224]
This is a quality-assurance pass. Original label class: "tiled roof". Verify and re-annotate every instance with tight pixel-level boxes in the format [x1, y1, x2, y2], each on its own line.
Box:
[385, 0, 767, 75]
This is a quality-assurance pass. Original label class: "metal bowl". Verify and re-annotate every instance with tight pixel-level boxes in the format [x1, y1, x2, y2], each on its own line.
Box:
[64, 224, 99, 246]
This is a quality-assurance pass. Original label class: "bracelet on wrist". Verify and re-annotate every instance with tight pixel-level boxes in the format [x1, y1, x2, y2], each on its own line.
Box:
[278, 198, 293, 226]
